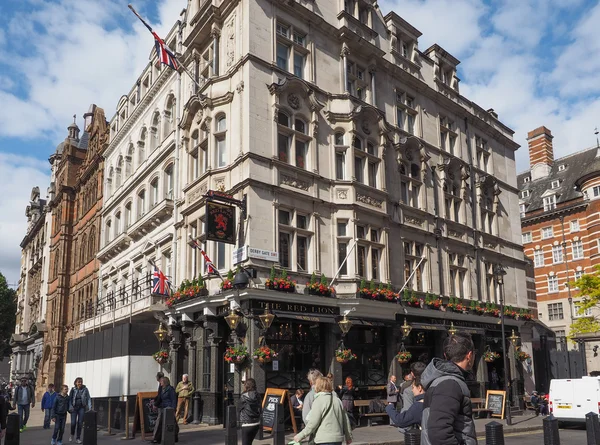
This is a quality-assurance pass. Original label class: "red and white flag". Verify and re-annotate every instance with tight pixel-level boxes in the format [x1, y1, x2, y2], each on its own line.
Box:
[188, 235, 224, 281]
[129, 4, 179, 70]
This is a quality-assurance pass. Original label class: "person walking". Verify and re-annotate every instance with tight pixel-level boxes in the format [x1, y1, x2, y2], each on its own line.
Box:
[41, 384, 57, 429]
[387, 377, 426, 433]
[175, 374, 194, 424]
[12, 377, 35, 432]
[51, 385, 70, 445]
[302, 369, 323, 424]
[154, 372, 164, 404]
[152, 377, 178, 444]
[387, 375, 399, 406]
[401, 362, 426, 413]
[421, 332, 477, 445]
[238, 378, 261, 445]
[293, 376, 352, 445]
[68, 377, 91, 444]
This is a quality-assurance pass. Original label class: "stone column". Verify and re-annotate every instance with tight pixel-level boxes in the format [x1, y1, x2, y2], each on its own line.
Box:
[169, 328, 182, 383]
[341, 45, 350, 94]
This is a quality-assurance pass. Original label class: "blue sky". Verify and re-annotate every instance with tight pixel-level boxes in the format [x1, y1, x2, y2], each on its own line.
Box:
[1, 0, 600, 285]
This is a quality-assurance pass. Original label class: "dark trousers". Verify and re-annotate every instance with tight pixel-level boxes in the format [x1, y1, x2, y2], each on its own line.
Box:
[70, 406, 85, 439]
[44, 409, 52, 428]
[53, 414, 67, 441]
[17, 404, 30, 428]
[241, 425, 260, 445]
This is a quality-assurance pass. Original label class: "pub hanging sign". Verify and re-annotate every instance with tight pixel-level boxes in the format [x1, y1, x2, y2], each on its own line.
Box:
[206, 201, 236, 245]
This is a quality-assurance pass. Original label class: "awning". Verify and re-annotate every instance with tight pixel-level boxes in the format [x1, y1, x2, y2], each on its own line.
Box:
[272, 310, 337, 324]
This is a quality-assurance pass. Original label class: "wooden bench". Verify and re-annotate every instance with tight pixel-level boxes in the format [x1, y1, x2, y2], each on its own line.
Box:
[470, 397, 492, 419]
[523, 396, 539, 415]
[355, 400, 389, 427]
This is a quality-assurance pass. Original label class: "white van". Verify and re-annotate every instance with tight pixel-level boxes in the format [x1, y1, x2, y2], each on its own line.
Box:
[549, 377, 600, 424]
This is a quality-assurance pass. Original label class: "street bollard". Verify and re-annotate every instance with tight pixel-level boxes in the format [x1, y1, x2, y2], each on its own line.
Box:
[105, 399, 115, 435]
[585, 411, 600, 445]
[543, 414, 561, 445]
[5, 413, 20, 445]
[272, 402, 285, 445]
[404, 426, 421, 445]
[224, 405, 237, 445]
[121, 397, 132, 440]
[161, 407, 176, 445]
[83, 410, 98, 445]
[485, 421, 505, 445]
[192, 391, 201, 424]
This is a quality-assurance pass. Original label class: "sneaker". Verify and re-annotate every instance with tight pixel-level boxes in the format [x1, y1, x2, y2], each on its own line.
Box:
[58, 442, 63, 445]
[76, 440, 82, 444]
[19, 428, 24, 433]
[69, 436, 73, 442]
[51, 440, 57, 445]
[22, 425, 27, 431]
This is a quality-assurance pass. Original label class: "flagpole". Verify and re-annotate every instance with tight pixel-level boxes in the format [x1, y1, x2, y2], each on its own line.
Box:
[171, 19, 183, 289]
[397, 256, 426, 294]
[329, 238, 359, 287]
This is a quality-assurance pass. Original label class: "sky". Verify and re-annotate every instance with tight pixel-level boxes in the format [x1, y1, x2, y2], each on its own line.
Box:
[1, 0, 600, 285]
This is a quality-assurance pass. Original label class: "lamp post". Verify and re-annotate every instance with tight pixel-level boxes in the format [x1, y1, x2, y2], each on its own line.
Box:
[493, 264, 511, 426]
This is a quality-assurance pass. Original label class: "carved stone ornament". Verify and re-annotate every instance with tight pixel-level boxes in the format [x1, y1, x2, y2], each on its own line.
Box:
[362, 121, 371, 135]
[337, 189, 348, 199]
[188, 183, 208, 204]
[226, 16, 235, 67]
[288, 93, 301, 110]
[356, 192, 383, 208]
[281, 175, 309, 191]
[484, 242, 497, 249]
[404, 216, 424, 226]
[448, 229, 463, 238]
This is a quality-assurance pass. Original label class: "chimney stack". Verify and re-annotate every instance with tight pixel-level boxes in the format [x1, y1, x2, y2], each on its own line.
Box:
[527, 126, 553, 180]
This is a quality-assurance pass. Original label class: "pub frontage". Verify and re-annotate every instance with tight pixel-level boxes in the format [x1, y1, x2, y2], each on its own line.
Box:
[165, 286, 538, 425]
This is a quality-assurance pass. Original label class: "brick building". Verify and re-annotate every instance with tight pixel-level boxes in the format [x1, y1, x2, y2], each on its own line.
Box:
[44, 106, 107, 387]
[519, 126, 600, 355]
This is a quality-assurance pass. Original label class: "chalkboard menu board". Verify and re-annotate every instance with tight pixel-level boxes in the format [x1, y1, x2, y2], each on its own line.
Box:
[261, 388, 298, 433]
[485, 390, 506, 419]
[262, 394, 282, 429]
[133, 391, 160, 440]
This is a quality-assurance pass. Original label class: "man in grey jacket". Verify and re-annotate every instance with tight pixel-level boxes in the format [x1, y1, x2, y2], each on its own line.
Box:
[401, 362, 426, 413]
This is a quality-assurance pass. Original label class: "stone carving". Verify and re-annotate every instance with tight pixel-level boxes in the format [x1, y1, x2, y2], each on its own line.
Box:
[362, 121, 371, 135]
[236, 81, 244, 94]
[404, 216, 424, 226]
[356, 193, 383, 208]
[288, 93, 301, 110]
[337, 189, 348, 199]
[281, 175, 309, 191]
[448, 229, 463, 238]
[188, 183, 208, 204]
[215, 178, 226, 191]
[226, 16, 235, 67]
[484, 242, 497, 249]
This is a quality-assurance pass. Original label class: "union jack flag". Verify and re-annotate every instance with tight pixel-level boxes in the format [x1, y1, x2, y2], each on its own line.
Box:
[128, 4, 179, 70]
[152, 265, 172, 297]
[188, 235, 224, 281]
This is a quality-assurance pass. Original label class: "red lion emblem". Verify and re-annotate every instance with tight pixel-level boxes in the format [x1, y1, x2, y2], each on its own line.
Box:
[215, 214, 228, 231]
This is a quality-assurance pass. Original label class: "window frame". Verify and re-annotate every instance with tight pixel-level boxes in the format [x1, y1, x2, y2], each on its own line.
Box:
[215, 115, 227, 168]
[277, 208, 313, 273]
[275, 21, 309, 80]
[533, 249, 544, 267]
[277, 111, 311, 170]
[572, 240, 584, 260]
[548, 302, 563, 319]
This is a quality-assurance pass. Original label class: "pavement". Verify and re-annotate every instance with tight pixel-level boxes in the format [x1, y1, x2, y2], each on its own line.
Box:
[7, 409, 555, 445]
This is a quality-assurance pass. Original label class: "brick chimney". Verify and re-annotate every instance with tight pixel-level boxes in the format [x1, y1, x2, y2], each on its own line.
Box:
[527, 126, 553, 180]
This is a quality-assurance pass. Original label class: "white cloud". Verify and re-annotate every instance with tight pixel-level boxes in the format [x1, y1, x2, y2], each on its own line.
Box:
[0, 153, 50, 286]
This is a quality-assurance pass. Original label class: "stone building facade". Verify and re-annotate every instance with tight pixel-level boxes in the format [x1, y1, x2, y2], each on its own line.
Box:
[11, 186, 52, 395]
[519, 126, 600, 371]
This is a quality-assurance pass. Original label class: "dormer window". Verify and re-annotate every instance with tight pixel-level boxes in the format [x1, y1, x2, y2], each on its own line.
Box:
[543, 195, 557, 211]
[558, 164, 566, 172]
[551, 180, 560, 189]
[524, 176, 530, 183]
[521, 190, 530, 198]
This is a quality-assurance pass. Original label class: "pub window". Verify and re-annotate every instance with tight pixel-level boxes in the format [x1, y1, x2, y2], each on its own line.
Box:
[343, 326, 386, 386]
[202, 344, 212, 390]
[278, 209, 313, 272]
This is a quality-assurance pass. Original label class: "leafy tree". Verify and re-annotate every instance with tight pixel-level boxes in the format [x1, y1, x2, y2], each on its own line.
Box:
[0, 272, 16, 358]
[569, 266, 600, 339]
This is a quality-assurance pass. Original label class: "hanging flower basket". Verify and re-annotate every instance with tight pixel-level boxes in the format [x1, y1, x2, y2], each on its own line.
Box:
[484, 351, 501, 363]
[306, 273, 335, 297]
[395, 351, 412, 364]
[335, 348, 357, 364]
[224, 345, 250, 365]
[253, 346, 278, 364]
[153, 349, 170, 365]
[515, 350, 531, 362]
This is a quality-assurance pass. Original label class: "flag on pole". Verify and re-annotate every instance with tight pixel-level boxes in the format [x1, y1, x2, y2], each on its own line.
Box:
[128, 4, 179, 70]
[152, 264, 172, 297]
[188, 235, 224, 281]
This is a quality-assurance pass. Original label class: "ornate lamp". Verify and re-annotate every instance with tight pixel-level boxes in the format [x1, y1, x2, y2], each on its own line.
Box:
[338, 314, 353, 336]
[225, 308, 241, 330]
[448, 322, 458, 336]
[509, 329, 520, 346]
[493, 264, 507, 284]
[258, 303, 275, 330]
[153, 323, 168, 343]
[400, 318, 413, 338]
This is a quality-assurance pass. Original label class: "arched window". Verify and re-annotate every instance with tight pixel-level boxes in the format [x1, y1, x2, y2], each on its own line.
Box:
[53, 249, 60, 280]
[80, 234, 87, 265]
[215, 115, 227, 168]
[334, 132, 345, 146]
[353, 136, 362, 151]
[138, 189, 146, 217]
[107, 167, 114, 196]
[150, 178, 159, 207]
[115, 211, 121, 236]
[126, 144, 134, 177]
[163, 95, 176, 136]
[150, 112, 160, 151]
[277, 111, 311, 169]
[124, 202, 132, 229]
[115, 156, 123, 188]
[88, 229, 95, 259]
[104, 220, 112, 245]
[138, 128, 147, 168]
[164, 164, 174, 199]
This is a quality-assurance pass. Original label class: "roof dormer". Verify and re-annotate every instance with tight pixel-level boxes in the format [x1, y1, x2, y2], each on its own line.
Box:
[425, 44, 460, 93]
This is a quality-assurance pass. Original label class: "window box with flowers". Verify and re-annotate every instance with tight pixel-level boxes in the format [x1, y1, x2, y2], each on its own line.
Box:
[221, 269, 235, 291]
[165, 276, 208, 308]
[395, 351, 412, 364]
[470, 300, 485, 315]
[224, 345, 250, 365]
[306, 272, 335, 297]
[504, 305, 518, 319]
[265, 267, 296, 293]
[515, 349, 531, 362]
[402, 289, 422, 308]
[519, 309, 533, 321]
[424, 293, 443, 310]
[358, 280, 397, 302]
[484, 303, 500, 318]
[153, 349, 170, 365]
[335, 348, 357, 364]
[253, 346, 278, 364]
[447, 297, 467, 313]
[483, 350, 501, 363]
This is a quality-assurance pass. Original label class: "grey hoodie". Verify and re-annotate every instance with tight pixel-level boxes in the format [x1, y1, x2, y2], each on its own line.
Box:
[420, 358, 477, 445]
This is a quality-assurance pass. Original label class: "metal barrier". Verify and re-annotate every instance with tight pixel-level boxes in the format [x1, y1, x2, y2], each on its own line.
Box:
[224, 405, 237, 445]
[82, 410, 97, 445]
[485, 421, 505, 445]
[586, 411, 600, 445]
[5, 413, 20, 445]
[543, 414, 561, 445]
[161, 407, 176, 445]
[272, 402, 285, 445]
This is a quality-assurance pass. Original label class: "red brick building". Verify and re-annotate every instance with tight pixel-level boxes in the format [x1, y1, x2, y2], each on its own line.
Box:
[519, 126, 600, 349]
[44, 105, 107, 387]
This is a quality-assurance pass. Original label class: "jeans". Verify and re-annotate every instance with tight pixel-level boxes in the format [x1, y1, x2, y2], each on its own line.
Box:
[70, 407, 85, 439]
[241, 425, 260, 445]
[53, 414, 67, 442]
[17, 404, 30, 428]
[44, 409, 52, 428]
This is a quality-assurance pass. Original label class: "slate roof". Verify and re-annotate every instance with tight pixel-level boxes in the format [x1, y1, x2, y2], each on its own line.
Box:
[517, 145, 600, 214]
[78, 131, 89, 150]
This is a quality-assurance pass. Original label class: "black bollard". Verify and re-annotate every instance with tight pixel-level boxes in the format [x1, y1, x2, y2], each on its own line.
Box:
[224, 405, 237, 445]
[404, 426, 421, 445]
[161, 407, 176, 445]
[192, 391, 201, 424]
[83, 410, 98, 445]
[485, 421, 505, 445]
[272, 402, 285, 445]
[543, 414, 561, 445]
[5, 413, 20, 445]
[585, 411, 600, 445]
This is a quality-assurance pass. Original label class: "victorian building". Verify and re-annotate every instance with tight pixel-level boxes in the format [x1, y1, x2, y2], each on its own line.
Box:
[11, 186, 52, 396]
[519, 126, 600, 374]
